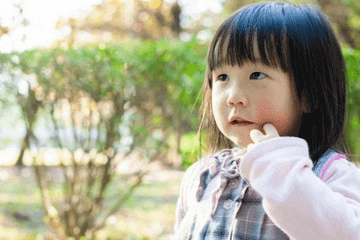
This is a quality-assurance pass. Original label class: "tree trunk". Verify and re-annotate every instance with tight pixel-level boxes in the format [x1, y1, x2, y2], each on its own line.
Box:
[15, 130, 31, 167]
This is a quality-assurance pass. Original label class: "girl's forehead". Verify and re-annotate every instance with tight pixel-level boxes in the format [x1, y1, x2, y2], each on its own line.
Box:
[212, 61, 281, 74]
[213, 38, 280, 72]
[217, 34, 262, 60]
[214, 31, 281, 67]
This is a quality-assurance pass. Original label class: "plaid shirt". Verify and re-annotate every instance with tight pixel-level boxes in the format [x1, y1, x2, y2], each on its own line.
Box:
[173, 147, 342, 240]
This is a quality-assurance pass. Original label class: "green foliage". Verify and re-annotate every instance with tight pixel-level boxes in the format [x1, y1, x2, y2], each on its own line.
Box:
[180, 132, 199, 169]
[0, 38, 208, 163]
[343, 48, 360, 107]
[0, 39, 210, 238]
[343, 47, 360, 157]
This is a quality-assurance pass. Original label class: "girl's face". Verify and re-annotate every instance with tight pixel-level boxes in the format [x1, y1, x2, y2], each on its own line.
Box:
[211, 62, 308, 148]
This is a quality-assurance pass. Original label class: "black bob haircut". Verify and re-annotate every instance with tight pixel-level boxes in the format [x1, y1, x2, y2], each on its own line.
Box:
[199, 1, 352, 163]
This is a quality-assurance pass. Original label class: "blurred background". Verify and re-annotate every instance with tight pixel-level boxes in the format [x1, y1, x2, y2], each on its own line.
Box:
[0, 0, 359, 239]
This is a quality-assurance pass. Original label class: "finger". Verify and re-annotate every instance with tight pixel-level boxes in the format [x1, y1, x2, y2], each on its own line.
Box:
[263, 123, 280, 137]
[250, 129, 264, 143]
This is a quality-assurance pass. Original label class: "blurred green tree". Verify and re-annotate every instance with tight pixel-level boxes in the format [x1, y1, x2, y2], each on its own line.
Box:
[0, 38, 207, 239]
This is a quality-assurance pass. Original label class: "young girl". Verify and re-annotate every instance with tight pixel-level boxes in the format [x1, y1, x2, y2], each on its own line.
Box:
[173, 1, 360, 239]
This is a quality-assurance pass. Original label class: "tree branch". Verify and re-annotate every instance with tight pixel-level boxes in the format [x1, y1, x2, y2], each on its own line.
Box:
[95, 170, 147, 231]
[34, 162, 67, 239]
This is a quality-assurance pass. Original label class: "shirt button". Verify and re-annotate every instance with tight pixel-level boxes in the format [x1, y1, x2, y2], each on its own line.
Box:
[223, 199, 234, 210]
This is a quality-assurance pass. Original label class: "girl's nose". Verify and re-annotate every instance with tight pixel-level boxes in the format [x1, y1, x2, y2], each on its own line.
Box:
[227, 87, 249, 108]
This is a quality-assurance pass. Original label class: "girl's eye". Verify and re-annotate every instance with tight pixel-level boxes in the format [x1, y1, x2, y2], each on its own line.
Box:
[250, 72, 266, 80]
[217, 74, 229, 82]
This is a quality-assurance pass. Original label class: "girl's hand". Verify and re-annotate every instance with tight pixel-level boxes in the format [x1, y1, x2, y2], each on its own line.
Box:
[247, 123, 280, 151]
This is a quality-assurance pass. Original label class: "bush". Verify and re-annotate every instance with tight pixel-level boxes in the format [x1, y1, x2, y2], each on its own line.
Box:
[0, 38, 209, 238]
[343, 47, 360, 158]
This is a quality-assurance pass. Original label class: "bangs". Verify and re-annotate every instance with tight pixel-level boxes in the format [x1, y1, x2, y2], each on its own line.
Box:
[207, 2, 291, 73]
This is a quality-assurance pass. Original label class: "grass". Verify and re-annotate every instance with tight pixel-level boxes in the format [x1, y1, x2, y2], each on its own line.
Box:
[0, 167, 183, 240]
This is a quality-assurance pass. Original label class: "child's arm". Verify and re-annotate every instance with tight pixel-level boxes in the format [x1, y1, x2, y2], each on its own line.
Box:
[239, 135, 360, 239]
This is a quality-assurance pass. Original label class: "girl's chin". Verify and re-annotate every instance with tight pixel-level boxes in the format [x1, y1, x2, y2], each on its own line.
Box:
[230, 137, 253, 148]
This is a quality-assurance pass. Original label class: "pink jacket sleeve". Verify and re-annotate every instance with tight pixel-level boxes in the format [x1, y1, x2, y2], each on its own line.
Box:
[239, 137, 360, 240]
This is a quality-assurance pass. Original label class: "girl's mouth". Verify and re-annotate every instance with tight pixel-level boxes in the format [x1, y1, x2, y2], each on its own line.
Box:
[231, 120, 253, 125]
